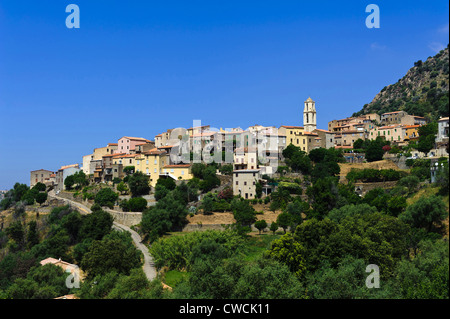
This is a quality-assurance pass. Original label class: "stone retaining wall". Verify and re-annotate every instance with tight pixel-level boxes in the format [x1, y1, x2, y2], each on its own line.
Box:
[104, 209, 142, 227]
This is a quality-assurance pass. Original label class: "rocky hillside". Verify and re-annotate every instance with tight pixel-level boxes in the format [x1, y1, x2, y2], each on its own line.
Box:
[354, 45, 449, 121]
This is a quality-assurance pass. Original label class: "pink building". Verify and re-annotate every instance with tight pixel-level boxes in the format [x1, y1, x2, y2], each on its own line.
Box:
[115, 136, 151, 154]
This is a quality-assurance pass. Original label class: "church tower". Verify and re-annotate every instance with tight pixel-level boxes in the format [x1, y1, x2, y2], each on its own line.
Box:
[303, 97, 317, 132]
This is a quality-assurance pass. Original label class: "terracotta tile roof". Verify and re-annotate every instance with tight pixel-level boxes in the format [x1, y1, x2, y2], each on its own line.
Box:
[112, 153, 127, 157]
[382, 111, 402, 115]
[120, 136, 150, 142]
[280, 125, 304, 129]
[143, 149, 166, 155]
[314, 129, 332, 133]
[163, 164, 191, 168]
[108, 143, 118, 146]
[30, 169, 54, 173]
[191, 131, 217, 137]
[438, 117, 449, 121]
[60, 164, 79, 170]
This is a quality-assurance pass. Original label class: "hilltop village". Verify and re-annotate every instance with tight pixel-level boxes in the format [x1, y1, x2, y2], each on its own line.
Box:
[30, 97, 449, 200]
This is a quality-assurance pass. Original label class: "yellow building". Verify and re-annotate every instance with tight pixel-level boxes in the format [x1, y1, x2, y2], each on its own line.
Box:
[160, 164, 193, 182]
[278, 125, 309, 152]
[134, 148, 169, 186]
[112, 153, 137, 167]
[404, 125, 420, 141]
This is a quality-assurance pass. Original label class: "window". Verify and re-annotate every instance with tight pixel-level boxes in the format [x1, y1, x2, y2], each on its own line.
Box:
[244, 181, 247, 185]
[253, 181, 256, 185]
[181, 170, 184, 175]
[154, 159, 157, 164]
[129, 159, 132, 164]
[146, 160, 149, 165]
[146, 168, 149, 174]
[154, 168, 157, 173]
[236, 181, 238, 185]
[137, 160, 140, 165]
[171, 169, 174, 173]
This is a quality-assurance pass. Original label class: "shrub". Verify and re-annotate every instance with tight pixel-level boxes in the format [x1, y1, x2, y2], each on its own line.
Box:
[127, 197, 148, 212]
[94, 188, 118, 208]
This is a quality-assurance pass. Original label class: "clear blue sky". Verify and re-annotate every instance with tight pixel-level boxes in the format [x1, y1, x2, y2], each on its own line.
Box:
[0, 0, 448, 189]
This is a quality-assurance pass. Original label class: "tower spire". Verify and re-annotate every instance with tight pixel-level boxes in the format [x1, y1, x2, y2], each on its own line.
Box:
[303, 97, 317, 132]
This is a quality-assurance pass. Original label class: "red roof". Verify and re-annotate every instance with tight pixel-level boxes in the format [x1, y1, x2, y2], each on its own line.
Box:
[163, 164, 191, 168]
[280, 125, 304, 129]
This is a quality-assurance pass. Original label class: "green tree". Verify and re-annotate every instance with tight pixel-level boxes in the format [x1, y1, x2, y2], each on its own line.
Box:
[64, 175, 75, 191]
[386, 239, 449, 299]
[126, 197, 147, 212]
[284, 200, 307, 230]
[276, 212, 292, 234]
[397, 175, 421, 194]
[78, 209, 113, 241]
[94, 188, 118, 208]
[303, 257, 375, 299]
[116, 181, 129, 195]
[417, 122, 438, 155]
[156, 177, 176, 190]
[123, 166, 135, 175]
[26, 220, 39, 249]
[306, 177, 339, 220]
[106, 268, 164, 299]
[399, 195, 448, 232]
[201, 195, 214, 215]
[254, 220, 268, 235]
[386, 196, 407, 217]
[365, 138, 385, 162]
[327, 203, 377, 223]
[73, 171, 89, 189]
[127, 172, 151, 197]
[265, 233, 306, 278]
[6, 221, 25, 250]
[269, 222, 278, 235]
[231, 199, 257, 228]
[232, 257, 305, 299]
[141, 208, 172, 242]
[154, 184, 169, 201]
[31, 182, 46, 192]
[81, 235, 142, 279]
[35, 192, 48, 206]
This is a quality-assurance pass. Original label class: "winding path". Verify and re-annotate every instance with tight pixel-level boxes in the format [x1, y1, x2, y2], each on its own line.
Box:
[48, 192, 157, 281]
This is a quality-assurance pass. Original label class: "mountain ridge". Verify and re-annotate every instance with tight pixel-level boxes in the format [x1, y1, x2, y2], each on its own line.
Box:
[354, 45, 449, 121]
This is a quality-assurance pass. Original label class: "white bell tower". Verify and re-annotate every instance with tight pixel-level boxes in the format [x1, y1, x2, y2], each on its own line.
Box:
[303, 97, 317, 132]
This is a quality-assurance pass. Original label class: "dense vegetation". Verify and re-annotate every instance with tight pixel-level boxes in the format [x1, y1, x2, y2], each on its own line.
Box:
[354, 45, 449, 121]
[0, 203, 145, 298]
[0, 142, 448, 299]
